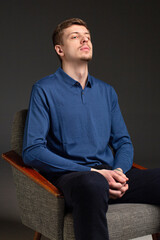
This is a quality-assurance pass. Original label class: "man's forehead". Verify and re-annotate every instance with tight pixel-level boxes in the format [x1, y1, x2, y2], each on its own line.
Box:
[64, 25, 90, 35]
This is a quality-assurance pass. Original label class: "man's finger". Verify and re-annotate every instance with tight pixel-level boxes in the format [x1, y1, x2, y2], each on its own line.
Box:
[109, 189, 122, 199]
[112, 171, 128, 183]
[109, 181, 124, 190]
[120, 184, 129, 193]
[114, 169, 129, 181]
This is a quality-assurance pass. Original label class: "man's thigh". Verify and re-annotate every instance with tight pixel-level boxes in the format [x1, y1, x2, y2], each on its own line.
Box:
[109, 168, 160, 205]
[54, 170, 109, 210]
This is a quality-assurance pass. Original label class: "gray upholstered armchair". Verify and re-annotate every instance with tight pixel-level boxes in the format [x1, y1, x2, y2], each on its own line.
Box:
[2, 110, 160, 240]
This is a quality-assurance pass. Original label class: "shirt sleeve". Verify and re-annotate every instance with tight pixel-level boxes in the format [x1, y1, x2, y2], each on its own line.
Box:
[109, 87, 134, 173]
[22, 84, 91, 173]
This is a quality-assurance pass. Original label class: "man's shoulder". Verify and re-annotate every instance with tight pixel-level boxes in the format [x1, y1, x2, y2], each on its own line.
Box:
[90, 75, 118, 101]
[34, 71, 58, 89]
[91, 75, 113, 90]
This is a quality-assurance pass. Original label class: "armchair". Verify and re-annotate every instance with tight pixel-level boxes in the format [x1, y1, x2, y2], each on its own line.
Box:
[2, 110, 160, 240]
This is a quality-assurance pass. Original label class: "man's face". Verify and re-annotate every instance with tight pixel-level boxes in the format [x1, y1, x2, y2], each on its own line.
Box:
[56, 25, 93, 63]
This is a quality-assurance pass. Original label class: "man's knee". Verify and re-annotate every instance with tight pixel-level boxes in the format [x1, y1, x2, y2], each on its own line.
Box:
[72, 171, 109, 205]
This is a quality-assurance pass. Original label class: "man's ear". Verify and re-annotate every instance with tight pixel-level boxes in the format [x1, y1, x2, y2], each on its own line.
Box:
[55, 45, 64, 57]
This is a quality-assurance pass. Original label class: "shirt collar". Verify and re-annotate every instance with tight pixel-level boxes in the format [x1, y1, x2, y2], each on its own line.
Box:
[57, 67, 92, 88]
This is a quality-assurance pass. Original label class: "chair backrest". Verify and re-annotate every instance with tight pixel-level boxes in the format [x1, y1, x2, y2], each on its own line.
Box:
[11, 109, 28, 156]
[7, 109, 65, 240]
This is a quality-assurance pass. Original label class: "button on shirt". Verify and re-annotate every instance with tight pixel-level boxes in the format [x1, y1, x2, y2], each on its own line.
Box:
[23, 67, 134, 175]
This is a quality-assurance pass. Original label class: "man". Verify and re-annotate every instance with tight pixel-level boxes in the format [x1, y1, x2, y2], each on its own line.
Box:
[23, 18, 160, 240]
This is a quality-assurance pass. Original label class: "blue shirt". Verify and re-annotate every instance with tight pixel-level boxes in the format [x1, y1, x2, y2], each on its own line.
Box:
[23, 67, 134, 174]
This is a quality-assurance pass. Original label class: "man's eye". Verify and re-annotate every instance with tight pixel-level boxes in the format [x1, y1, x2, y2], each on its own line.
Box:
[72, 36, 77, 39]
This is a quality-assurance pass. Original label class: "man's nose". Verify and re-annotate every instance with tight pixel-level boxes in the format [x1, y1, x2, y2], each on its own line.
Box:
[80, 35, 88, 43]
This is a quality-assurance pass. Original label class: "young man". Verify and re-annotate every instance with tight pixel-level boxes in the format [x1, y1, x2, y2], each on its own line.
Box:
[23, 18, 160, 240]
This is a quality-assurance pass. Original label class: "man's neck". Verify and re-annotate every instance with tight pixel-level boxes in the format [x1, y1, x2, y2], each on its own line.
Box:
[62, 62, 88, 89]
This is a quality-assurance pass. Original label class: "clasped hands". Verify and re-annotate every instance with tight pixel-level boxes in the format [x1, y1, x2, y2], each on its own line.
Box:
[91, 168, 129, 199]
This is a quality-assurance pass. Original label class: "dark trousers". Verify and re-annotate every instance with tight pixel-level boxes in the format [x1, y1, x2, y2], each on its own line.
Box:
[51, 166, 160, 240]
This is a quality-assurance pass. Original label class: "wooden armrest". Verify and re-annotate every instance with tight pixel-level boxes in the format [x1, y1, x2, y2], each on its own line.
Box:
[132, 162, 147, 170]
[2, 150, 146, 196]
[2, 150, 63, 198]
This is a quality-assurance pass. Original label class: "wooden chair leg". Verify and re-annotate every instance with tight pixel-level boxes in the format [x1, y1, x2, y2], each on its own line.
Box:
[33, 231, 42, 240]
[152, 233, 160, 240]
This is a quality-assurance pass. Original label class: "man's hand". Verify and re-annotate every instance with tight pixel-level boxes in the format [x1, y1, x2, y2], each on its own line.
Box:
[91, 168, 129, 199]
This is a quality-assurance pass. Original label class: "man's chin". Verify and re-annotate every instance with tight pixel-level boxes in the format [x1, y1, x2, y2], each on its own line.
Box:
[81, 56, 93, 62]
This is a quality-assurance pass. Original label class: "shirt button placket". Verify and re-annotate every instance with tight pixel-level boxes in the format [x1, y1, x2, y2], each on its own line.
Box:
[81, 90, 85, 104]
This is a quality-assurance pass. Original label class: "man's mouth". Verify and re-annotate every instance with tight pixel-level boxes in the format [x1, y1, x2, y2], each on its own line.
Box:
[80, 45, 90, 51]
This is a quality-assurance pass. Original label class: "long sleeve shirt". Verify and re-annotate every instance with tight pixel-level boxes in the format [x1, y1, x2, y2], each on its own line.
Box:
[22, 67, 134, 175]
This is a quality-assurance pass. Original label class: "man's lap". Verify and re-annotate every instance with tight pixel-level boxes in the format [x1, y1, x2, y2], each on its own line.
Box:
[51, 166, 160, 207]
[53, 170, 110, 211]
[109, 168, 160, 205]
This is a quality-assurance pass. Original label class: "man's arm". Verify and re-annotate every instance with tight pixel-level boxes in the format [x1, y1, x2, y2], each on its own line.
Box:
[91, 87, 133, 199]
[23, 84, 91, 173]
[109, 87, 134, 173]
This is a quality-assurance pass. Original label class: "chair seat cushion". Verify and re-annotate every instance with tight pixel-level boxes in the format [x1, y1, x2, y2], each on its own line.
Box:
[63, 203, 160, 240]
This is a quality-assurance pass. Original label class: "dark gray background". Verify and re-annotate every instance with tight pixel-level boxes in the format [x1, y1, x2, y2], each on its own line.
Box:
[0, 0, 160, 238]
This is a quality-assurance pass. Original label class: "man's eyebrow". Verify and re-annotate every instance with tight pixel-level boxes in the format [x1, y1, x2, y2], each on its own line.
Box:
[67, 31, 90, 37]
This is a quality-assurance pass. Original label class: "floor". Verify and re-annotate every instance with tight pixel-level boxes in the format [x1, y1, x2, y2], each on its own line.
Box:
[0, 219, 152, 240]
[0, 219, 49, 240]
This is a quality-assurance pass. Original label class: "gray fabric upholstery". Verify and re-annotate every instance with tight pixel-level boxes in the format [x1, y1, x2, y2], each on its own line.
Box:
[10, 110, 160, 239]
[11, 109, 65, 240]
[11, 109, 27, 155]
[12, 168, 65, 240]
[64, 204, 160, 240]
[107, 204, 160, 239]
